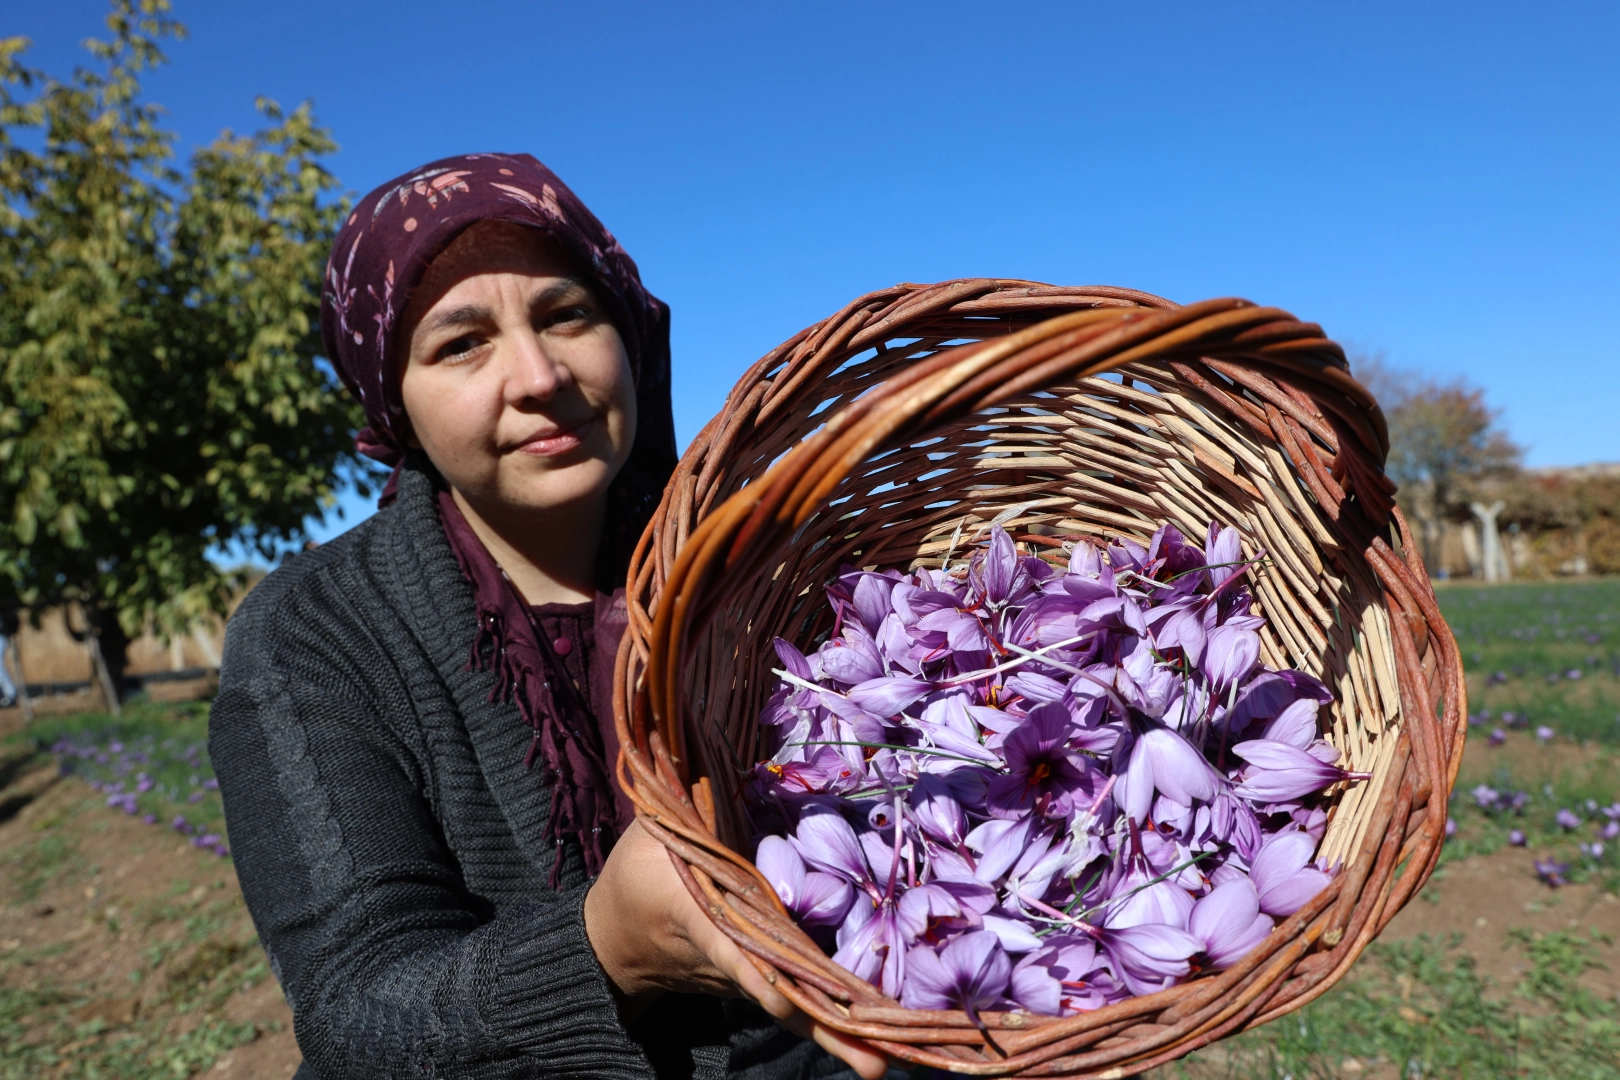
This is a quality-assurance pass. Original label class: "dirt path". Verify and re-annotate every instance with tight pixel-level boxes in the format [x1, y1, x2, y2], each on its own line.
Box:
[0, 760, 299, 1078]
[1383, 843, 1620, 997]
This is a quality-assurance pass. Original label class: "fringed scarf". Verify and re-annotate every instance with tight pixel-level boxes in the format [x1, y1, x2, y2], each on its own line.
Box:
[437, 488, 632, 880]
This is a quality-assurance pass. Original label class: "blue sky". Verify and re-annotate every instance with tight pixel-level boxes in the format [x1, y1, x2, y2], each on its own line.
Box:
[8, 0, 1618, 544]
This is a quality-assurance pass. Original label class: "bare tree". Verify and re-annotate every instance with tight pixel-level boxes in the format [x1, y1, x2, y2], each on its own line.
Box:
[1351, 354, 1521, 572]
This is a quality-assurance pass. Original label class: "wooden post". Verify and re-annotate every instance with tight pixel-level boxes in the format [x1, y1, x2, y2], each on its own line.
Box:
[87, 629, 121, 718]
[5, 637, 31, 724]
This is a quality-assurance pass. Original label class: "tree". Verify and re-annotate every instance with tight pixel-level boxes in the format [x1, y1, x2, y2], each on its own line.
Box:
[1354, 354, 1521, 571]
[0, 0, 365, 692]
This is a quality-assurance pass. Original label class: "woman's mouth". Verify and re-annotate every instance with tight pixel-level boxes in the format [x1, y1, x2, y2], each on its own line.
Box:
[514, 418, 590, 457]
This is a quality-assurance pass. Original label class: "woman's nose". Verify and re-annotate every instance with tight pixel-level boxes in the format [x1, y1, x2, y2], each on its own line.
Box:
[506, 330, 572, 404]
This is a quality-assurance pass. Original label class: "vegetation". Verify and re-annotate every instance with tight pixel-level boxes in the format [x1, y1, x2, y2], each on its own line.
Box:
[1162, 929, 1620, 1080]
[1355, 355, 1522, 572]
[0, 0, 363, 677]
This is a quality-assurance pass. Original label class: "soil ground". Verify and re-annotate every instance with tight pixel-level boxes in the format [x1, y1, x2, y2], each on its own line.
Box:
[0, 755, 300, 1078]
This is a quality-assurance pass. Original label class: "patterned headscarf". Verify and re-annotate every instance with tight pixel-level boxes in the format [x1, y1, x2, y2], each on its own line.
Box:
[319, 154, 675, 875]
[319, 152, 676, 575]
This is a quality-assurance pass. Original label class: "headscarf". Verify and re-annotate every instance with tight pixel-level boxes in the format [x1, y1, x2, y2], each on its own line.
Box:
[319, 153, 675, 876]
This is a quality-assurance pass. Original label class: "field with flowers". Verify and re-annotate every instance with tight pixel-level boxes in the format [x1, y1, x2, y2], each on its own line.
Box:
[0, 578, 1617, 1079]
[0, 701, 299, 1078]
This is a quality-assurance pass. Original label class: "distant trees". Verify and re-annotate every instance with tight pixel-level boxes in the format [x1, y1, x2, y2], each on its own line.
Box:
[0, 0, 364, 692]
[1354, 355, 1522, 572]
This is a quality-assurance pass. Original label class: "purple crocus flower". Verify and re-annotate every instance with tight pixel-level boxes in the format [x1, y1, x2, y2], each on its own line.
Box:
[1115, 720, 1223, 825]
[1203, 623, 1261, 691]
[987, 703, 1098, 820]
[1008, 935, 1121, 1015]
[1250, 831, 1332, 917]
[1535, 726, 1555, 744]
[1508, 829, 1526, 847]
[746, 516, 1377, 1005]
[900, 931, 1012, 1021]
[1556, 809, 1582, 830]
[1488, 728, 1507, 747]
[909, 774, 968, 846]
[1231, 740, 1365, 803]
[1188, 878, 1274, 970]
[1580, 840, 1606, 861]
[1535, 858, 1569, 887]
[757, 836, 855, 927]
[1097, 923, 1203, 996]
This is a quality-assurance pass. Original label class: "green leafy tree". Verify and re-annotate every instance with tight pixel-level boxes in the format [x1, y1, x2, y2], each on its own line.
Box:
[1356, 354, 1521, 571]
[0, 0, 365, 690]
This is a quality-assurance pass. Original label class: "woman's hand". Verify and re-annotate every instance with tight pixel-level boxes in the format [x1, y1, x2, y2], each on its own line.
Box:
[584, 820, 890, 1080]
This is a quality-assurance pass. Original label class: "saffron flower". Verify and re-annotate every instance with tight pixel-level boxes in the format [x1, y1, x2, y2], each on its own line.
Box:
[749, 521, 1354, 1011]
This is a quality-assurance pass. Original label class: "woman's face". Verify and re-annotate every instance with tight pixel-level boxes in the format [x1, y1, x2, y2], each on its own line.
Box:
[399, 222, 637, 522]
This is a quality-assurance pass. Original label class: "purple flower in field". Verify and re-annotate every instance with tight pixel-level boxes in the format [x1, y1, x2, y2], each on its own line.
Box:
[1188, 879, 1274, 970]
[1507, 791, 1530, 813]
[202, 778, 219, 790]
[1603, 821, 1620, 842]
[1508, 829, 1526, 847]
[1556, 809, 1582, 830]
[900, 931, 1012, 1021]
[1535, 858, 1570, 887]
[1501, 711, 1519, 726]
[1566, 669, 1583, 681]
[1534, 726, 1555, 744]
[1471, 785, 1499, 810]
[172, 815, 191, 835]
[1445, 817, 1457, 839]
[1604, 802, 1620, 822]
[1488, 728, 1507, 747]
[1580, 841, 1606, 861]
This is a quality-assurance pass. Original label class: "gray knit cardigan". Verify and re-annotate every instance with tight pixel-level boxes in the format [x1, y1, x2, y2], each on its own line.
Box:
[209, 466, 865, 1080]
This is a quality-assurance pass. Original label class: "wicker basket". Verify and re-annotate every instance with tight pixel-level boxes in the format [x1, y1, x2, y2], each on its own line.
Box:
[612, 280, 1465, 1077]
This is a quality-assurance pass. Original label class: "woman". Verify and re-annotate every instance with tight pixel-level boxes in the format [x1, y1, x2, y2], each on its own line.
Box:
[210, 154, 889, 1080]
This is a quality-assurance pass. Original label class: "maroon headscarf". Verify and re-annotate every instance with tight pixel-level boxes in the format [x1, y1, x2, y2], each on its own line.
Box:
[319, 153, 675, 876]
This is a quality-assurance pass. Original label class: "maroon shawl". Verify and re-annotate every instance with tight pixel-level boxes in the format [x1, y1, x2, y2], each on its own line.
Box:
[317, 154, 674, 874]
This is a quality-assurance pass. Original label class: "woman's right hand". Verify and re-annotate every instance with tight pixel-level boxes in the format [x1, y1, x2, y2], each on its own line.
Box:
[584, 820, 890, 1080]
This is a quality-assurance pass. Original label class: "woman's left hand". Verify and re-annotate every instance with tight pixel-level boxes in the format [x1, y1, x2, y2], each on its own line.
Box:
[584, 819, 890, 1080]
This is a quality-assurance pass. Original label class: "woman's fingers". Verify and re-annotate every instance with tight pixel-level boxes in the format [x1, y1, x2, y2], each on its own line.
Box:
[807, 1021, 892, 1080]
[671, 878, 792, 1014]
[593, 823, 891, 1078]
[670, 871, 890, 1078]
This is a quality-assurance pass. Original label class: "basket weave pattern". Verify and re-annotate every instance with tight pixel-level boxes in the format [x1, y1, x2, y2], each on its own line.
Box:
[612, 281, 1465, 1076]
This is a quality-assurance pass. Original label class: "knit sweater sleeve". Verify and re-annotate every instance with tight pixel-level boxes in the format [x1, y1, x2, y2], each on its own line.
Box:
[209, 563, 663, 1080]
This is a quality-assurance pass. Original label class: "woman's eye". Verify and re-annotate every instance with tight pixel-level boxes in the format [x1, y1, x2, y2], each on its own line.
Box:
[543, 304, 593, 330]
[436, 334, 482, 362]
